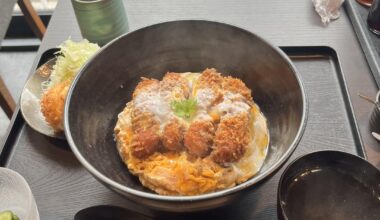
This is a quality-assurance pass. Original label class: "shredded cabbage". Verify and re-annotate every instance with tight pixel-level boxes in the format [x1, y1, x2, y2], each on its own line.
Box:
[43, 39, 100, 89]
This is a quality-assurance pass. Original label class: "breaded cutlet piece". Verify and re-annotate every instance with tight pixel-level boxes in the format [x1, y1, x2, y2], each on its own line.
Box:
[194, 68, 224, 107]
[131, 109, 158, 133]
[160, 72, 190, 99]
[197, 68, 223, 90]
[131, 128, 161, 158]
[40, 79, 70, 132]
[130, 109, 161, 158]
[161, 119, 185, 151]
[132, 78, 159, 98]
[222, 76, 252, 100]
[211, 113, 250, 165]
[184, 120, 215, 157]
[131, 72, 191, 157]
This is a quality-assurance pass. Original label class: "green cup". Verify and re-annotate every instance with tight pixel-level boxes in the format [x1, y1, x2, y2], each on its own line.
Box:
[71, 0, 129, 46]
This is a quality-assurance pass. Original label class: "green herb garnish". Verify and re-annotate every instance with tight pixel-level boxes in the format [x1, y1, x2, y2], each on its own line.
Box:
[170, 98, 198, 119]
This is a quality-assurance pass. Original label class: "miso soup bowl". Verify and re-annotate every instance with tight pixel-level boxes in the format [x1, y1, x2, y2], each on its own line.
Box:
[64, 20, 307, 212]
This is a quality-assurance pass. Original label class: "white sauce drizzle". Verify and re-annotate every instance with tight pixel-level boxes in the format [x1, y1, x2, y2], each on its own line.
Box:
[214, 92, 250, 118]
[133, 90, 173, 130]
[194, 88, 215, 121]
[196, 88, 215, 109]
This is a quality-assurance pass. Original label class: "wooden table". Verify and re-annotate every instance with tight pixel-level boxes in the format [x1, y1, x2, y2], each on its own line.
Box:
[6, 0, 380, 218]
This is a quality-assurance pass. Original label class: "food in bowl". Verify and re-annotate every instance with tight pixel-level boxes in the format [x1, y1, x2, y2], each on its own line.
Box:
[114, 68, 269, 195]
[40, 39, 99, 132]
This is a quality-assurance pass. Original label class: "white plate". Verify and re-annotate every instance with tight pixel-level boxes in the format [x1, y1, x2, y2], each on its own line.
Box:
[20, 58, 65, 139]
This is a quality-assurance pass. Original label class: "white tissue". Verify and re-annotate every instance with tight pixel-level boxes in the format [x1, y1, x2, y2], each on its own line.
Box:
[312, 0, 345, 25]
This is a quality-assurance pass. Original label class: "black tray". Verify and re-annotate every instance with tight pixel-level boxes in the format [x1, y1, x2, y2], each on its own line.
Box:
[345, 0, 380, 88]
[0, 46, 366, 219]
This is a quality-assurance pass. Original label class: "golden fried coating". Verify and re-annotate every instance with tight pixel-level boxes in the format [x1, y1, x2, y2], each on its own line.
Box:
[160, 72, 189, 99]
[211, 113, 250, 165]
[40, 80, 70, 132]
[184, 120, 215, 157]
[131, 109, 159, 133]
[132, 78, 159, 98]
[130, 109, 161, 158]
[161, 120, 184, 151]
[194, 69, 224, 107]
[222, 76, 252, 100]
[131, 128, 161, 158]
[197, 68, 223, 90]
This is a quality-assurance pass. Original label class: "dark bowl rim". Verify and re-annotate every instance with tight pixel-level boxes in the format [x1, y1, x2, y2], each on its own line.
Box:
[64, 19, 308, 202]
[277, 150, 374, 219]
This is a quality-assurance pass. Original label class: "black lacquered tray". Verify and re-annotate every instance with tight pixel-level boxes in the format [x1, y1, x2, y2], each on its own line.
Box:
[0, 46, 366, 219]
[346, 0, 380, 88]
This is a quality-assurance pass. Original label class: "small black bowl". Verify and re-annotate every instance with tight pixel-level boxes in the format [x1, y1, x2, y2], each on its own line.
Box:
[278, 151, 380, 220]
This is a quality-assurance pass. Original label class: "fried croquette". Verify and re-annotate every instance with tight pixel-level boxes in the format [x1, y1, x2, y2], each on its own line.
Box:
[39, 39, 99, 133]
[40, 80, 70, 132]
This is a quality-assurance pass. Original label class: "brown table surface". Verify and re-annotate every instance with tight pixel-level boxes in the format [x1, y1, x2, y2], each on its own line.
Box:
[4, 0, 380, 218]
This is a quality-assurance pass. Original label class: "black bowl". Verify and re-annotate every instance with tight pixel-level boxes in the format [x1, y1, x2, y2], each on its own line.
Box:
[64, 20, 307, 212]
[278, 151, 380, 220]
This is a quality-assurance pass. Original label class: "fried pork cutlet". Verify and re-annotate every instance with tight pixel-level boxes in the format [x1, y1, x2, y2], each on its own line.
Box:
[211, 113, 250, 165]
[132, 78, 159, 98]
[161, 119, 185, 151]
[131, 127, 161, 158]
[40, 80, 70, 132]
[222, 76, 252, 100]
[114, 69, 270, 196]
[131, 73, 191, 157]
[130, 110, 161, 158]
[197, 68, 223, 90]
[184, 120, 215, 157]
[160, 72, 189, 100]
[195, 68, 224, 107]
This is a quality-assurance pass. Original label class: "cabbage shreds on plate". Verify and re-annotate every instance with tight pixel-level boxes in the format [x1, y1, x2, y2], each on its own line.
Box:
[43, 39, 100, 90]
[40, 39, 100, 132]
